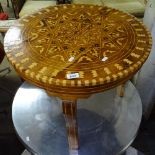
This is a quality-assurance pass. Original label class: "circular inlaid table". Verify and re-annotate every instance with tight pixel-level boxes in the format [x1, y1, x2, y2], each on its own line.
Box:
[4, 4, 152, 153]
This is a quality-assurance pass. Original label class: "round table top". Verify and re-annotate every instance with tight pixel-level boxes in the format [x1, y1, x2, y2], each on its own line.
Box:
[12, 81, 142, 155]
[4, 4, 152, 99]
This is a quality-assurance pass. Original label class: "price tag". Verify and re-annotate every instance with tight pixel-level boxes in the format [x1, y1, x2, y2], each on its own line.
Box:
[66, 73, 80, 79]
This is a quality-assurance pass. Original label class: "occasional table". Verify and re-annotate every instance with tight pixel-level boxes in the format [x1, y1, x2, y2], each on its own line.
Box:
[4, 4, 152, 154]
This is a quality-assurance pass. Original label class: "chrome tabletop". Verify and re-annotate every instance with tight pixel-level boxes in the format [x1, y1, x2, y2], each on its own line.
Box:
[12, 81, 142, 155]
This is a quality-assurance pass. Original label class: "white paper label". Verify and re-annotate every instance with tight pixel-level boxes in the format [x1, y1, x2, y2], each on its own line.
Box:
[66, 73, 80, 79]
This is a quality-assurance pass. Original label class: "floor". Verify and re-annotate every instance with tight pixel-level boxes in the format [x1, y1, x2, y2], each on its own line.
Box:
[1, 0, 155, 155]
[133, 111, 155, 155]
[0, 53, 24, 154]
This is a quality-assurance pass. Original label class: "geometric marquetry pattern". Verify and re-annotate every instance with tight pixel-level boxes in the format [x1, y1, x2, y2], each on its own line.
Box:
[4, 4, 152, 99]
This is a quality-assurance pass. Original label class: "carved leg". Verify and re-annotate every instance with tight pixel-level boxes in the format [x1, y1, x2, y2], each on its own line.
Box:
[62, 100, 79, 150]
[117, 84, 125, 97]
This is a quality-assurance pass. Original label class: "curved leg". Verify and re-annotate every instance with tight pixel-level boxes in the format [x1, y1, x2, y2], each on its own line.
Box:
[62, 100, 79, 150]
[117, 83, 125, 97]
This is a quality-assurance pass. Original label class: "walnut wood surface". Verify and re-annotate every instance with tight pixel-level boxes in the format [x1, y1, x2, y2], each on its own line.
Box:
[4, 4, 152, 99]
[62, 100, 79, 150]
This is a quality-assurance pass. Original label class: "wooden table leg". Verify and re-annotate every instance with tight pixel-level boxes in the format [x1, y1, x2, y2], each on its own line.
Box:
[62, 100, 79, 150]
[117, 83, 125, 97]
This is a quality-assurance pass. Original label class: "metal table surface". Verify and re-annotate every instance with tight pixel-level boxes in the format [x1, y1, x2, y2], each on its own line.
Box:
[12, 81, 142, 155]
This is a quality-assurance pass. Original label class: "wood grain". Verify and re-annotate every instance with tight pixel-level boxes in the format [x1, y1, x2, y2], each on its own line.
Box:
[4, 4, 152, 99]
[62, 100, 79, 150]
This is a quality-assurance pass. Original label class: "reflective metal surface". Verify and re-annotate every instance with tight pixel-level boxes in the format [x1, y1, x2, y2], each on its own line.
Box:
[12, 81, 142, 155]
